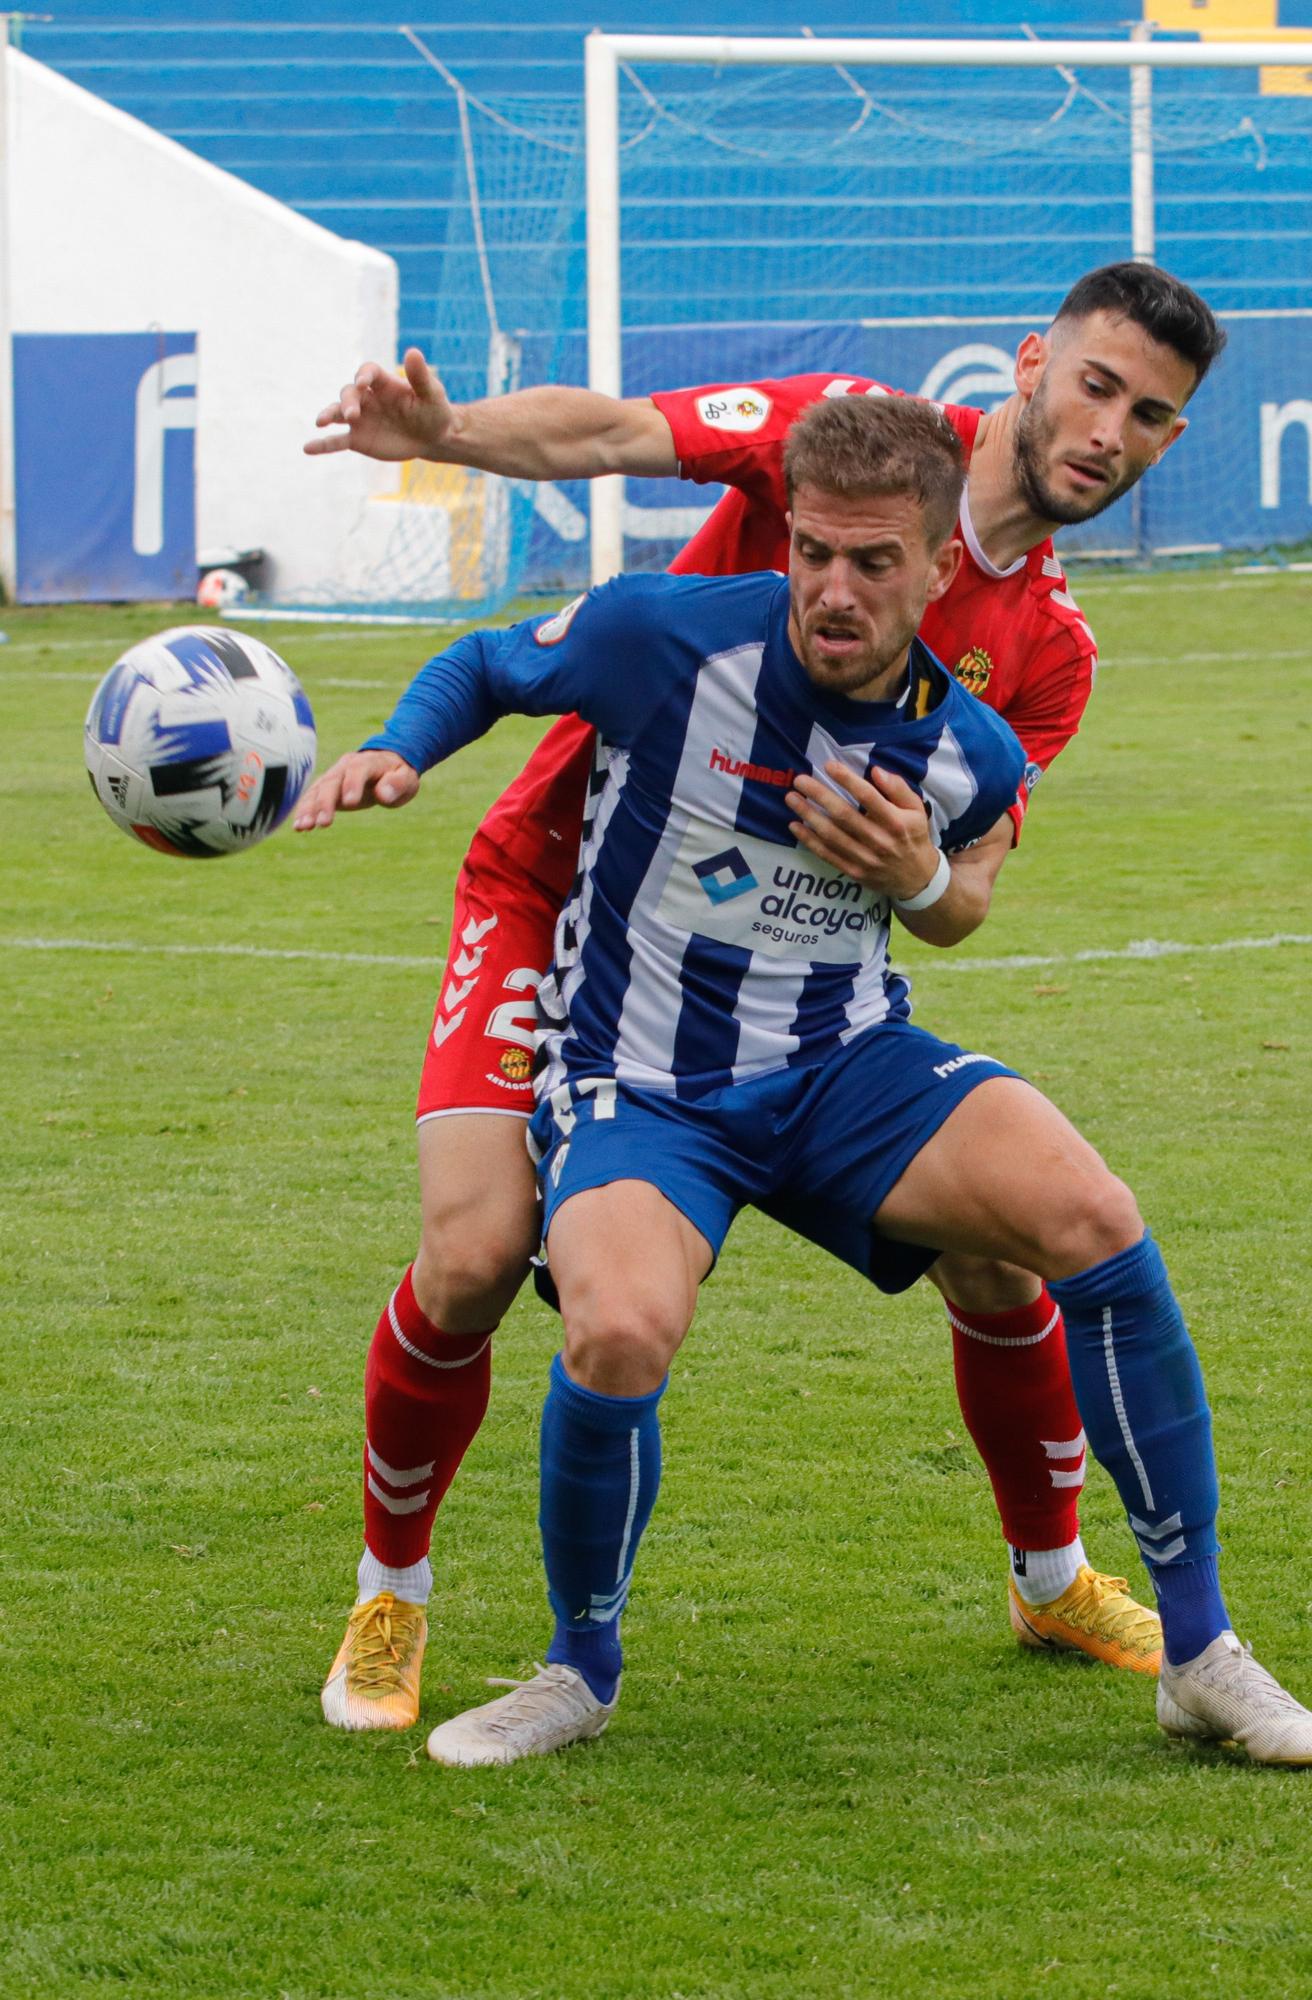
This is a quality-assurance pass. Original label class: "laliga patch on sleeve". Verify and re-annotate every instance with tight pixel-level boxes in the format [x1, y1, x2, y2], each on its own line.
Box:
[534, 593, 587, 646]
[694, 389, 773, 434]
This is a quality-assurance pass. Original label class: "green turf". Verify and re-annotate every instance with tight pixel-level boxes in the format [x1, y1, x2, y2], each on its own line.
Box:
[1, 580, 1309, 2000]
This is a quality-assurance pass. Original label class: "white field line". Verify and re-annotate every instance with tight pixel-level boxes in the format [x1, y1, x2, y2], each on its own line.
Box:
[4, 647, 1308, 689]
[0, 567, 1306, 660]
[5, 936, 439, 969]
[5, 932, 1310, 978]
[0, 627, 426, 654]
[0, 667, 398, 688]
[1091, 646, 1307, 669]
[1073, 568, 1312, 591]
[929, 932, 1312, 974]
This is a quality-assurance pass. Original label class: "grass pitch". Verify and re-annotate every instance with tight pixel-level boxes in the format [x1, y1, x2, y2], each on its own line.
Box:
[1, 576, 1309, 2000]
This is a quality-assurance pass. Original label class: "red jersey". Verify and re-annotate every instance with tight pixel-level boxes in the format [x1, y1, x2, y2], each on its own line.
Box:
[473, 372, 1097, 898]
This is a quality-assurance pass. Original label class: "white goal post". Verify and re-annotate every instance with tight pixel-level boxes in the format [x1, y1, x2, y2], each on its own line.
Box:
[584, 31, 1312, 584]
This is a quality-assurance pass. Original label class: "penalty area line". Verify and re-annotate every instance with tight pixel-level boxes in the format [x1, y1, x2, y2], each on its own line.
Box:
[4, 933, 1311, 977]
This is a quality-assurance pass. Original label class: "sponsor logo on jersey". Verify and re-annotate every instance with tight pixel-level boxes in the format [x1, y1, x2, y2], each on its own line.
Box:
[952, 646, 993, 696]
[708, 745, 796, 788]
[664, 823, 885, 964]
[693, 847, 759, 905]
[498, 1047, 533, 1083]
[755, 864, 882, 949]
[694, 389, 772, 434]
[534, 593, 586, 647]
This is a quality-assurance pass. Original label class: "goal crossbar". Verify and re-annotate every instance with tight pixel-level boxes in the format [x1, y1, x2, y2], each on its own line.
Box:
[593, 35, 1312, 71]
[584, 30, 1312, 581]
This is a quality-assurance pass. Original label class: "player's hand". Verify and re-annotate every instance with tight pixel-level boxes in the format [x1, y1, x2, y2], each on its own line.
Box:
[294, 750, 421, 830]
[786, 760, 939, 901]
[304, 349, 457, 462]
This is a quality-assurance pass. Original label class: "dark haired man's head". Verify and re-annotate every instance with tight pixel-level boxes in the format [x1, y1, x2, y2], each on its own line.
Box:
[1053, 262, 1226, 391]
[1010, 263, 1220, 528]
[783, 397, 964, 700]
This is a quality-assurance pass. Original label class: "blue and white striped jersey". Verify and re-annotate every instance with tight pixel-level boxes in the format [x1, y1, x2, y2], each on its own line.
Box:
[373, 570, 1026, 1099]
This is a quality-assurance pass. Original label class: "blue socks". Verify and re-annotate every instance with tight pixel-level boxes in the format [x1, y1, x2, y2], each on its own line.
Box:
[1050, 1233, 1230, 1665]
[538, 1235, 1228, 1684]
[539, 1353, 665, 1703]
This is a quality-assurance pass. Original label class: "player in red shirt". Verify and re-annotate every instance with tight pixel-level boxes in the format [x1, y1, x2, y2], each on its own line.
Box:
[301, 264, 1225, 1732]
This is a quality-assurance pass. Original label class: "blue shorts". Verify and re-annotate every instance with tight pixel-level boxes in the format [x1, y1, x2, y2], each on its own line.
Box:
[528, 1022, 1019, 1296]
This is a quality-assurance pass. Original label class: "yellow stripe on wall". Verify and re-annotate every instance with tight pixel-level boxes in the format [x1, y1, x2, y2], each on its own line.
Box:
[1144, 1, 1312, 93]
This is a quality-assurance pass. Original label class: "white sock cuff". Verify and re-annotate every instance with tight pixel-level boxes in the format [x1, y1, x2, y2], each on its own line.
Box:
[1010, 1535, 1087, 1605]
[358, 1548, 433, 1607]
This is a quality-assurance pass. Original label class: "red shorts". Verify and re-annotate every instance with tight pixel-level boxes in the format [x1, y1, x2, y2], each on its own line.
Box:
[415, 837, 562, 1122]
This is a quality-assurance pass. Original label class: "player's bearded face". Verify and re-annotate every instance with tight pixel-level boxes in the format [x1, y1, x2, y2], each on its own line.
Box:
[1012, 373, 1136, 525]
[786, 485, 955, 700]
[1013, 313, 1193, 526]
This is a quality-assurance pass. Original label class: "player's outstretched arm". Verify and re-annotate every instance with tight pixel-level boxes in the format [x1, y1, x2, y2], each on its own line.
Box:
[293, 749, 420, 831]
[305, 351, 457, 464]
[305, 347, 677, 480]
[787, 762, 1012, 948]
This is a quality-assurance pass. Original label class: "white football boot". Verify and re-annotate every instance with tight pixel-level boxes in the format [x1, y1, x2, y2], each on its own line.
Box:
[426, 1662, 617, 1767]
[1157, 1631, 1312, 1765]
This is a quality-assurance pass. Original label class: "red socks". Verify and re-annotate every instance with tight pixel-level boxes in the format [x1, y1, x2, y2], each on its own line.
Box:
[946, 1288, 1085, 1552]
[360, 1274, 1083, 1587]
[362, 1264, 493, 1575]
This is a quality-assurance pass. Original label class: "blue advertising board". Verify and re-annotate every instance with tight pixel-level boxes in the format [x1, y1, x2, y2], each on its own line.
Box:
[513, 312, 1312, 586]
[14, 331, 197, 602]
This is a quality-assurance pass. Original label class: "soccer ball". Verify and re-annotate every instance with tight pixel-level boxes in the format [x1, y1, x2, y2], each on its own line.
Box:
[84, 625, 316, 857]
[196, 566, 250, 610]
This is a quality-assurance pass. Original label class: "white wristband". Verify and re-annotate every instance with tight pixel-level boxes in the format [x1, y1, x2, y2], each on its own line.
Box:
[893, 850, 951, 913]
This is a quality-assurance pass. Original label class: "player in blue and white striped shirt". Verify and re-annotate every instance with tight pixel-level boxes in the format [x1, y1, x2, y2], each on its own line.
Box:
[373, 396, 1312, 1770]
[529, 567, 1011, 1100]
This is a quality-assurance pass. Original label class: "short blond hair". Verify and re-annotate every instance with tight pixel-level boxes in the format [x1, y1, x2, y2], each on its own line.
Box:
[783, 395, 964, 547]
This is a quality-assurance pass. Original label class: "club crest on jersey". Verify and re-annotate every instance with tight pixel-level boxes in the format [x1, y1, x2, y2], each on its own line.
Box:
[952, 646, 993, 696]
[498, 1047, 533, 1083]
[695, 389, 772, 434]
[534, 594, 586, 647]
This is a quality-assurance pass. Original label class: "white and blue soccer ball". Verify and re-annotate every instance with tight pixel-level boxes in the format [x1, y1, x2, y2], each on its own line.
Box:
[196, 566, 250, 611]
[84, 625, 316, 858]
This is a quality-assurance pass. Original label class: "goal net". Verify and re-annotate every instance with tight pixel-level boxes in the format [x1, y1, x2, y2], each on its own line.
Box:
[261, 30, 1312, 622]
[585, 33, 1312, 587]
[255, 47, 586, 626]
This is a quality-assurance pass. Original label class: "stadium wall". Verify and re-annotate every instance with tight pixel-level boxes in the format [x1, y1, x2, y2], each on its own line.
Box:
[9, 48, 398, 600]
[511, 313, 1312, 582]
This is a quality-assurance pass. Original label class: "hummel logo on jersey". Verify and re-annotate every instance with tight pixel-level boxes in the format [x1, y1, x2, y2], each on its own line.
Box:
[693, 847, 759, 905]
[708, 746, 796, 788]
